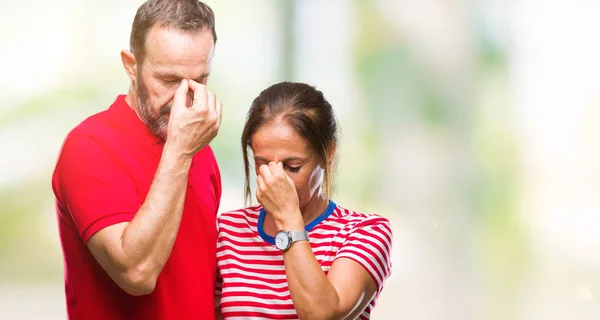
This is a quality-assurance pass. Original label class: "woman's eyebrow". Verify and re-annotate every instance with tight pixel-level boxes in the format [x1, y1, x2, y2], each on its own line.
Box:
[254, 156, 305, 162]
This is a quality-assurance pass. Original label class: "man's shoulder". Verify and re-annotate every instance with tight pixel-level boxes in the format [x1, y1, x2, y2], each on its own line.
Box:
[66, 107, 114, 142]
[55, 100, 125, 169]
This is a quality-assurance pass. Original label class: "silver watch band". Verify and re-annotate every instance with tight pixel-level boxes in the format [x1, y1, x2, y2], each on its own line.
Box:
[290, 230, 309, 243]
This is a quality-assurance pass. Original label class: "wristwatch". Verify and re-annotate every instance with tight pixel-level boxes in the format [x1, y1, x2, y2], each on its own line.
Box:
[274, 230, 309, 251]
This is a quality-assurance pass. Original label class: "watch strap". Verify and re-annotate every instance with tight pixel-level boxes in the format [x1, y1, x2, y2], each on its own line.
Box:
[290, 230, 309, 242]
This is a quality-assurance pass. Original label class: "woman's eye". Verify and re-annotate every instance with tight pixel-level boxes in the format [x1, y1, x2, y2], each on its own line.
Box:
[285, 166, 301, 173]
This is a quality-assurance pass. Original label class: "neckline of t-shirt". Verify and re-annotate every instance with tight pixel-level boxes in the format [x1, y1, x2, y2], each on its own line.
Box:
[257, 200, 337, 245]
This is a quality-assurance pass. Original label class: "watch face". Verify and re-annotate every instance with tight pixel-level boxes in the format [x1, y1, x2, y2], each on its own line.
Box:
[275, 231, 290, 250]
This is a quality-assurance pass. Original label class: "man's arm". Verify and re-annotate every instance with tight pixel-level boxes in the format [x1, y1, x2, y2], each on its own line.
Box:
[87, 144, 191, 295]
[87, 79, 222, 295]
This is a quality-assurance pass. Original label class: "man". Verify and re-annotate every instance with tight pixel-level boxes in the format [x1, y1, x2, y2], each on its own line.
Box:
[52, 1, 222, 319]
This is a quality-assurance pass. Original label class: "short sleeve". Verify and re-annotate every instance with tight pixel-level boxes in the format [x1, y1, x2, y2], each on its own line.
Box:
[212, 152, 222, 214]
[335, 215, 393, 294]
[54, 134, 140, 243]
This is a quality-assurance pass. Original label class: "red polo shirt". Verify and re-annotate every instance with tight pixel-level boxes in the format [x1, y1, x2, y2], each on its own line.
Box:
[52, 95, 221, 320]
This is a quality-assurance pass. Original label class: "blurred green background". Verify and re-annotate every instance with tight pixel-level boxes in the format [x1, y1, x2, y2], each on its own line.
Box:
[1, 0, 600, 319]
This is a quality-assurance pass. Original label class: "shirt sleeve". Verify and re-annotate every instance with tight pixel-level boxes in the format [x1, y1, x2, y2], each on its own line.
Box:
[213, 153, 222, 214]
[54, 134, 140, 243]
[334, 215, 393, 294]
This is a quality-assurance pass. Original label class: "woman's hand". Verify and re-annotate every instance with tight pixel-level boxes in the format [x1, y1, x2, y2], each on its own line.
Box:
[256, 162, 303, 230]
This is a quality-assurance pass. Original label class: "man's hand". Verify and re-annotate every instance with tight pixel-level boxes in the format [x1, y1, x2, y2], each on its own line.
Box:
[166, 79, 223, 158]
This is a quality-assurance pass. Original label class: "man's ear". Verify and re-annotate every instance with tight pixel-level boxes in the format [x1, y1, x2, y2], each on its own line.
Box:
[121, 50, 138, 82]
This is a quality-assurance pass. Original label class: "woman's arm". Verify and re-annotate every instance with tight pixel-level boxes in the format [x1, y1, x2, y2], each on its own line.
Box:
[214, 303, 223, 320]
[256, 162, 390, 319]
[281, 227, 379, 319]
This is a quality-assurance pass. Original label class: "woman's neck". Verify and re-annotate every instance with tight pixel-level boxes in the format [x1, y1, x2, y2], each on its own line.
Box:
[298, 195, 329, 226]
[262, 195, 329, 235]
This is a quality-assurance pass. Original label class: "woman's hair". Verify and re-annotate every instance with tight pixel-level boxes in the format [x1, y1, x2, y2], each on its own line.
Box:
[241, 82, 338, 205]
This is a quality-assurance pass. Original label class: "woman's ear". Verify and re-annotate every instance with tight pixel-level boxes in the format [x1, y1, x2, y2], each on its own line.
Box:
[121, 50, 138, 83]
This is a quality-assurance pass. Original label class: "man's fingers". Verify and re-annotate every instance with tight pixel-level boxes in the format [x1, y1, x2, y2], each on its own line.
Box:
[186, 90, 194, 109]
[171, 79, 189, 114]
[216, 101, 223, 125]
[207, 89, 217, 115]
[188, 79, 208, 112]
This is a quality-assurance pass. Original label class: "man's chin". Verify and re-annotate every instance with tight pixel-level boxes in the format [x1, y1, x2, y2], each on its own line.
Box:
[149, 124, 168, 141]
[158, 129, 168, 141]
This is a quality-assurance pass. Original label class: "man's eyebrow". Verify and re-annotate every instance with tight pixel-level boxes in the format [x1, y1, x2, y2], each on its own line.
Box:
[193, 73, 210, 82]
[156, 72, 182, 80]
[155, 73, 210, 82]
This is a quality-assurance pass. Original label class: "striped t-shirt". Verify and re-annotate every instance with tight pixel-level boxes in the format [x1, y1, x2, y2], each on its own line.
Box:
[215, 201, 393, 319]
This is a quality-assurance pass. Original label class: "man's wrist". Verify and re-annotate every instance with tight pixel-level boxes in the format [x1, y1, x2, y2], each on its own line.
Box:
[162, 142, 193, 170]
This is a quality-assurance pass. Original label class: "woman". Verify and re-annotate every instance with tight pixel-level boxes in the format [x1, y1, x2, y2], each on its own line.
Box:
[215, 82, 392, 319]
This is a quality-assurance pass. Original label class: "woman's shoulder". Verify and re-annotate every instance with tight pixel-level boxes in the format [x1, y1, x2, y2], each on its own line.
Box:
[218, 205, 263, 222]
[330, 204, 392, 230]
[217, 205, 264, 236]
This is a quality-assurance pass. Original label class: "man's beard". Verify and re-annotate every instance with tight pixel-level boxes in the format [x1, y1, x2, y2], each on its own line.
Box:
[136, 74, 171, 140]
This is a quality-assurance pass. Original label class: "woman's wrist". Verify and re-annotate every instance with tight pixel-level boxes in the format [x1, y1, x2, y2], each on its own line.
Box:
[273, 208, 304, 231]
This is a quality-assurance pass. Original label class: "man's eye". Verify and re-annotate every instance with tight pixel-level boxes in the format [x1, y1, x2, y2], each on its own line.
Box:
[285, 166, 301, 173]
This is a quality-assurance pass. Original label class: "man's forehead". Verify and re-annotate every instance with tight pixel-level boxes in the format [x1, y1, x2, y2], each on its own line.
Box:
[144, 26, 214, 68]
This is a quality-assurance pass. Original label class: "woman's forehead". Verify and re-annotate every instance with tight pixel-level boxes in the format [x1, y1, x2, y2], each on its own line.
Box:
[251, 121, 312, 157]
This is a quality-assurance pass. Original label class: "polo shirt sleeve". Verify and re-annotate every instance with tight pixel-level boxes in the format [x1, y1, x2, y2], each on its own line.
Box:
[55, 134, 140, 243]
[334, 215, 393, 295]
[214, 163, 222, 214]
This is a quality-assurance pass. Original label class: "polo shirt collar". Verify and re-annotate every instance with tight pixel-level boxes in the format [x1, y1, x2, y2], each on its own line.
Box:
[110, 95, 164, 147]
